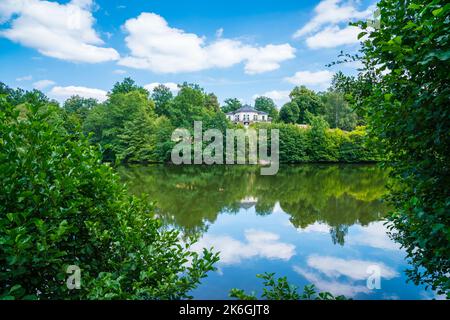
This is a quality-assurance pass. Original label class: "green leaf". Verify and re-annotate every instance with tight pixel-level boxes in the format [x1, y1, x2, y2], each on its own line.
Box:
[432, 8, 443, 16]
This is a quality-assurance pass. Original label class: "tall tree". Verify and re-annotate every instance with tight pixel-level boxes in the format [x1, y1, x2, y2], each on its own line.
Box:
[169, 83, 221, 129]
[355, 0, 450, 296]
[110, 77, 148, 96]
[320, 91, 357, 131]
[279, 102, 300, 124]
[63, 96, 98, 122]
[221, 98, 242, 113]
[254, 96, 278, 120]
[289, 86, 325, 124]
[205, 93, 221, 112]
[151, 84, 174, 117]
[83, 89, 155, 162]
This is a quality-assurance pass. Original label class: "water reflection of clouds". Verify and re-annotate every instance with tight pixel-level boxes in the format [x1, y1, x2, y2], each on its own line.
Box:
[296, 220, 400, 251]
[294, 267, 370, 297]
[294, 255, 399, 297]
[306, 255, 398, 280]
[192, 229, 296, 264]
[347, 221, 401, 251]
[297, 222, 330, 233]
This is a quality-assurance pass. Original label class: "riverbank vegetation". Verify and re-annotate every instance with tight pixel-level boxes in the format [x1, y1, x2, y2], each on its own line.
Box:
[0, 78, 380, 164]
[0, 100, 218, 299]
[343, 0, 449, 297]
[0, 0, 448, 300]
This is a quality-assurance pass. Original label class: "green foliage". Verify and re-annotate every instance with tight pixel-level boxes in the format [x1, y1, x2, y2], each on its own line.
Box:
[83, 90, 155, 162]
[63, 96, 99, 130]
[306, 112, 336, 161]
[151, 84, 174, 117]
[168, 83, 216, 128]
[0, 81, 55, 108]
[254, 96, 278, 120]
[354, 0, 450, 296]
[329, 72, 369, 125]
[153, 116, 177, 163]
[253, 121, 379, 163]
[278, 82, 361, 130]
[320, 91, 358, 131]
[0, 99, 219, 300]
[110, 77, 148, 96]
[279, 102, 300, 124]
[120, 164, 388, 241]
[289, 86, 325, 124]
[230, 273, 347, 300]
[221, 98, 242, 113]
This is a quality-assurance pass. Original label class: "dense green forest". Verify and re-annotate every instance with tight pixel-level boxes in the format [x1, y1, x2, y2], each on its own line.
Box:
[0, 0, 448, 300]
[0, 76, 380, 164]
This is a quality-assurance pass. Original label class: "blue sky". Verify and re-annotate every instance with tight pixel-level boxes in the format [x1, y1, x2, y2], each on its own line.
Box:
[0, 0, 376, 106]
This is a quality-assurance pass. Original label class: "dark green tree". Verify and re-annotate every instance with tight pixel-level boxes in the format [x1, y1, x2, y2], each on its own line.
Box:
[279, 102, 300, 124]
[0, 98, 218, 299]
[221, 98, 242, 113]
[354, 0, 450, 296]
[254, 96, 278, 120]
[63, 95, 98, 123]
[289, 86, 325, 124]
[320, 91, 357, 131]
[83, 90, 155, 162]
[151, 84, 174, 117]
[110, 77, 148, 96]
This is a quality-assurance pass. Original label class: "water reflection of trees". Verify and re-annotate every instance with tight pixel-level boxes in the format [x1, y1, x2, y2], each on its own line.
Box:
[118, 164, 389, 244]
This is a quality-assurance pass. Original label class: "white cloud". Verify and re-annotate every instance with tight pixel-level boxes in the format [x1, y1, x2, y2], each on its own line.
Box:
[16, 75, 32, 81]
[293, 254, 399, 297]
[298, 222, 330, 233]
[306, 255, 399, 280]
[294, 0, 372, 38]
[191, 229, 296, 264]
[119, 13, 295, 74]
[294, 267, 371, 297]
[49, 85, 107, 102]
[284, 70, 333, 89]
[347, 221, 401, 251]
[305, 25, 362, 49]
[113, 69, 127, 74]
[293, 0, 373, 49]
[33, 79, 56, 90]
[144, 82, 179, 94]
[0, 0, 119, 63]
[253, 90, 291, 106]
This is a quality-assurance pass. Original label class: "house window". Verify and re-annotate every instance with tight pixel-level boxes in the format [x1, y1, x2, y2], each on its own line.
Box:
[253, 114, 257, 120]
[262, 116, 265, 121]
[235, 115, 239, 121]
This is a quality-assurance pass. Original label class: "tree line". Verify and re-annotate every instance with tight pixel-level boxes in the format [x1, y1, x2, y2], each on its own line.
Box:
[0, 75, 380, 164]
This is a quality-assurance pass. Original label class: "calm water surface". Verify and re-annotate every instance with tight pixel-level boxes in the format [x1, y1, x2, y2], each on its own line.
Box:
[119, 164, 436, 300]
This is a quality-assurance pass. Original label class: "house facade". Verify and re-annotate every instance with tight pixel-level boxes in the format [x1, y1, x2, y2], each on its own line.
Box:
[226, 105, 271, 125]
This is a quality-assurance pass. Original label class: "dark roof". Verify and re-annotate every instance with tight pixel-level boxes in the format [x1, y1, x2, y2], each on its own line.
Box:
[229, 105, 268, 115]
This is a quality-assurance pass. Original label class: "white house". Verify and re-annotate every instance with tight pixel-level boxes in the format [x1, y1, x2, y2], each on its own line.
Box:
[226, 105, 271, 125]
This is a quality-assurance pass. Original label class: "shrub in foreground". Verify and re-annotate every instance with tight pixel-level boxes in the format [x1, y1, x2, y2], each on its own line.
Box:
[0, 99, 218, 299]
[230, 273, 347, 300]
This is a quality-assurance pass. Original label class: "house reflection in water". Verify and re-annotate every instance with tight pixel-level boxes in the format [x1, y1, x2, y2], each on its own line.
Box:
[239, 196, 258, 210]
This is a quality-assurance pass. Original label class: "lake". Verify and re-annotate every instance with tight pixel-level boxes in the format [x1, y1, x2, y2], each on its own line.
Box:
[119, 164, 436, 300]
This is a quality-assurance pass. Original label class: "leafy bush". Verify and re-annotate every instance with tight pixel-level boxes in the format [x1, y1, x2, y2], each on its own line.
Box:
[230, 273, 347, 300]
[0, 99, 218, 299]
[353, 0, 450, 296]
[253, 122, 380, 163]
